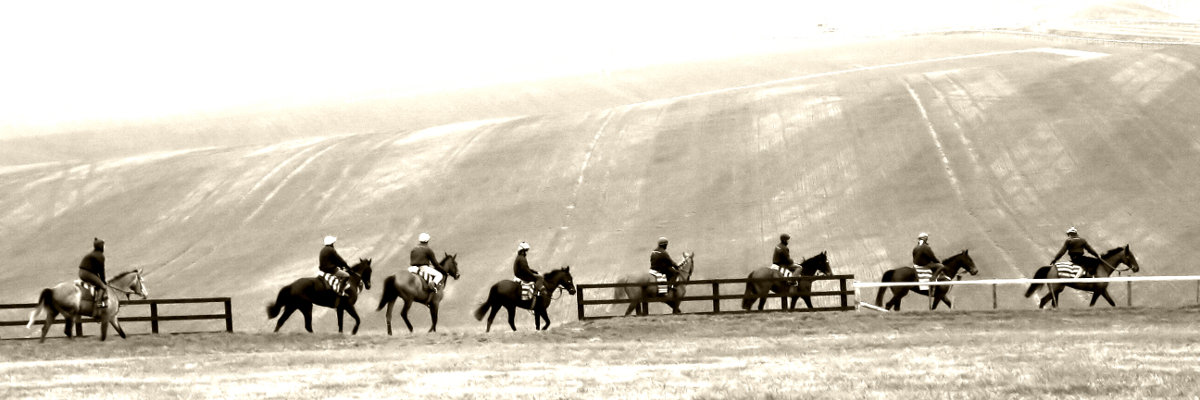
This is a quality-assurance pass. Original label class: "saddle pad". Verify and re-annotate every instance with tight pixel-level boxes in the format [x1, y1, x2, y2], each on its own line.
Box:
[519, 281, 535, 301]
[1056, 262, 1083, 279]
[318, 273, 346, 296]
[769, 265, 795, 278]
[914, 266, 933, 291]
[648, 270, 669, 294]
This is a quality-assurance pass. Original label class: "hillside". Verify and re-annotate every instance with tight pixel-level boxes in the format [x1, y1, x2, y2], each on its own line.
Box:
[3, 31, 1200, 333]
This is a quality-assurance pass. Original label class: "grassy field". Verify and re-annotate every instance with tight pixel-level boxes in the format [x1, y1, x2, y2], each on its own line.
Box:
[3, 307, 1199, 399]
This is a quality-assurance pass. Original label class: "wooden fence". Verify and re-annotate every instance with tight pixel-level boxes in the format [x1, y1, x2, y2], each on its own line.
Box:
[1, 297, 233, 338]
[854, 275, 1200, 310]
[575, 275, 856, 320]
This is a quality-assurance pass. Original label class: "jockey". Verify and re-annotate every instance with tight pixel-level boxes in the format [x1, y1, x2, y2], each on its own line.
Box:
[1050, 227, 1109, 278]
[78, 237, 108, 317]
[772, 233, 798, 274]
[912, 233, 944, 273]
[318, 236, 351, 295]
[409, 233, 443, 293]
[513, 241, 542, 293]
[650, 237, 681, 284]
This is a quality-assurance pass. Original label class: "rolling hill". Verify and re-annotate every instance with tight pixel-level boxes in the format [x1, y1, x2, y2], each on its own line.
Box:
[3, 24, 1200, 332]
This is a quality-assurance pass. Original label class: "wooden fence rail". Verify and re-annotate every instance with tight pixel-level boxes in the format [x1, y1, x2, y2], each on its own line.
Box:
[575, 274, 856, 320]
[853, 275, 1200, 310]
[0, 297, 233, 337]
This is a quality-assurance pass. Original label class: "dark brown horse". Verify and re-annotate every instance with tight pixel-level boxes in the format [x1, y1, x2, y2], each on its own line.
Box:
[266, 258, 373, 334]
[27, 269, 148, 343]
[742, 251, 832, 311]
[474, 266, 576, 332]
[376, 253, 460, 334]
[1024, 245, 1140, 308]
[612, 252, 695, 316]
[874, 250, 978, 311]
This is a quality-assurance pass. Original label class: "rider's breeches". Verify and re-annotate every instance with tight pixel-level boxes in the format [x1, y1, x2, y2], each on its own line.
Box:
[79, 269, 107, 304]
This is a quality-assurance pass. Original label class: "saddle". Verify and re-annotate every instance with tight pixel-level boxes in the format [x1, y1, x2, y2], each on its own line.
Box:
[769, 264, 798, 285]
[511, 277, 539, 301]
[75, 280, 108, 308]
[914, 266, 934, 291]
[1055, 262, 1086, 279]
[648, 270, 670, 294]
[409, 266, 442, 292]
[318, 272, 349, 297]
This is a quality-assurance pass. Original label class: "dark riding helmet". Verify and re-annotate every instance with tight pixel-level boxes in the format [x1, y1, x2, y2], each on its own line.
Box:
[657, 237, 669, 246]
[93, 237, 105, 251]
[780, 233, 791, 241]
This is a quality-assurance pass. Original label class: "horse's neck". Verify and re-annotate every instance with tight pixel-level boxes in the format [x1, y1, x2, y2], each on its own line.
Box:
[678, 261, 693, 280]
[941, 257, 961, 275]
[798, 259, 822, 276]
[1096, 251, 1122, 276]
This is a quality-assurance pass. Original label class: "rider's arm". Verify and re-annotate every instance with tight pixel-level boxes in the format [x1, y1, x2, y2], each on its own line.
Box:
[1050, 242, 1069, 263]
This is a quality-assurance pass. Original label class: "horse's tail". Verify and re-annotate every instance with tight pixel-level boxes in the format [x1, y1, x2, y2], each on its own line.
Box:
[26, 288, 54, 329]
[741, 274, 757, 310]
[875, 270, 895, 306]
[266, 286, 288, 319]
[473, 285, 497, 321]
[376, 275, 399, 311]
[1025, 266, 1050, 298]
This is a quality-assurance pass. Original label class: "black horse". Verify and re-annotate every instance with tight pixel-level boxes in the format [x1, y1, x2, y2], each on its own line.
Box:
[376, 253, 460, 334]
[473, 266, 576, 332]
[742, 251, 832, 310]
[874, 250, 978, 311]
[266, 258, 373, 334]
[1024, 245, 1140, 308]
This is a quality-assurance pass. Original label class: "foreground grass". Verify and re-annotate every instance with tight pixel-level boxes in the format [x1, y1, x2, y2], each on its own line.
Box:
[2, 308, 1199, 399]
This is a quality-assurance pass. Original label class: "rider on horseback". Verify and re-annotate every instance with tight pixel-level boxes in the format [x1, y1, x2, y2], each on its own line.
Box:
[1050, 227, 1111, 278]
[78, 237, 108, 317]
[513, 241, 542, 296]
[773, 233, 799, 280]
[318, 236, 351, 296]
[913, 232, 944, 274]
[650, 237, 681, 288]
[409, 233, 444, 294]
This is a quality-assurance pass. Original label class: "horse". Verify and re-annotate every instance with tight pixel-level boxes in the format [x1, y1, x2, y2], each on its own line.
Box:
[266, 258, 373, 334]
[26, 269, 148, 343]
[473, 266, 577, 332]
[742, 251, 832, 311]
[375, 253, 460, 334]
[1024, 245, 1140, 308]
[874, 250, 978, 311]
[612, 252, 695, 316]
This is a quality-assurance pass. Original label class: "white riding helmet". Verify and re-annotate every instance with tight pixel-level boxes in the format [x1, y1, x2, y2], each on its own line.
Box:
[1067, 226, 1078, 234]
[518, 241, 530, 251]
[324, 236, 337, 245]
[419, 233, 431, 243]
[918, 232, 929, 240]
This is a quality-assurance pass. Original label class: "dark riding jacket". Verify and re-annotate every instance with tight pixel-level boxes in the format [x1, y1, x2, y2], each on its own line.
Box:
[1051, 236, 1100, 264]
[912, 243, 939, 267]
[410, 244, 441, 271]
[319, 244, 349, 274]
[773, 243, 794, 267]
[78, 239, 107, 282]
[513, 251, 539, 282]
[650, 246, 679, 278]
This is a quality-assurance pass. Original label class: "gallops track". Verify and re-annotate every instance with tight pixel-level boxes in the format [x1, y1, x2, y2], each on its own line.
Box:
[2, 32, 1199, 331]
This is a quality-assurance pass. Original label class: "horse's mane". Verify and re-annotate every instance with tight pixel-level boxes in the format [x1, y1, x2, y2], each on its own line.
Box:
[800, 251, 827, 266]
[1101, 246, 1125, 258]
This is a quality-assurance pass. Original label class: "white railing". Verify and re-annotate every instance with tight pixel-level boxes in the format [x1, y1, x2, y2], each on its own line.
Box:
[852, 275, 1200, 310]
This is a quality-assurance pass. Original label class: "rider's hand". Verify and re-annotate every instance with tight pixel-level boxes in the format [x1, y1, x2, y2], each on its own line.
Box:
[334, 270, 350, 279]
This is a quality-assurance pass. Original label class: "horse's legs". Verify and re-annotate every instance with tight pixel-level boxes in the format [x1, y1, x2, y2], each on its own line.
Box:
[1089, 291, 1101, 307]
[1100, 289, 1117, 307]
[63, 315, 73, 338]
[400, 299, 414, 333]
[275, 305, 296, 332]
[384, 301, 395, 336]
[345, 306, 361, 335]
[800, 296, 814, 309]
[886, 288, 906, 311]
[99, 316, 109, 341]
[622, 290, 638, 316]
[538, 308, 551, 331]
[427, 302, 439, 333]
[39, 309, 59, 343]
[336, 307, 345, 333]
[300, 303, 314, 333]
[485, 305, 501, 333]
[110, 316, 127, 339]
[506, 305, 517, 331]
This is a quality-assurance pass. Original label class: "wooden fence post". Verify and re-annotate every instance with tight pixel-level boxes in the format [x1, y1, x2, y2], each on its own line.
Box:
[1127, 281, 1132, 307]
[577, 287, 586, 321]
[992, 284, 998, 310]
[224, 298, 234, 333]
[839, 278, 848, 308]
[712, 282, 720, 313]
[150, 302, 159, 334]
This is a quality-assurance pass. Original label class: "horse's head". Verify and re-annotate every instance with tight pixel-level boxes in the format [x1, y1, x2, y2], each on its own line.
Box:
[678, 252, 695, 280]
[351, 258, 373, 290]
[111, 269, 149, 299]
[441, 253, 461, 280]
[546, 266, 576, 295]
[1107, 245, 1139, 273]
[800, 251, 832, 276]
[945, 250, 978, 277]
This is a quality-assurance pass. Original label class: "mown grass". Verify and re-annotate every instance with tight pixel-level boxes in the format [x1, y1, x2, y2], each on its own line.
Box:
[2, 307, 1199, 399]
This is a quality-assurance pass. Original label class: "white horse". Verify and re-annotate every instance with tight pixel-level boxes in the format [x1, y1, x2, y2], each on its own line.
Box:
[27, 269, 148, 342]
